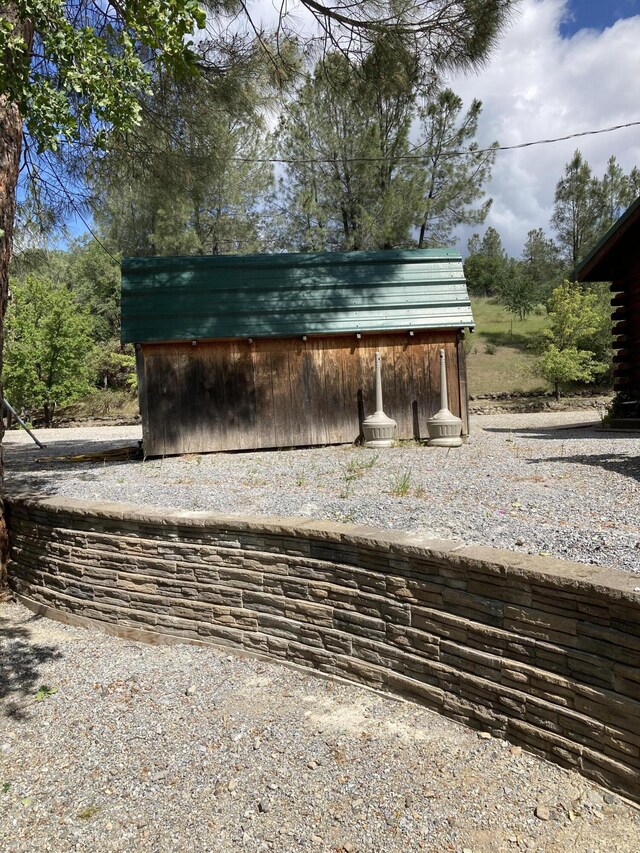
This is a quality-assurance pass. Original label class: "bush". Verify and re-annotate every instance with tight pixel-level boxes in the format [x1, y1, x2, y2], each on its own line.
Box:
[4, 275, 95, 426]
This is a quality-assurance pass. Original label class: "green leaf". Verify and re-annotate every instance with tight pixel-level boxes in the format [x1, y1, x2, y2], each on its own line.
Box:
[34, 685, 58, 702]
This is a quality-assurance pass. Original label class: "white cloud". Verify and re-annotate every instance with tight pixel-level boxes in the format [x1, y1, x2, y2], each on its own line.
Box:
[448, 0, 640, 255]
[217, 0, 640, 258]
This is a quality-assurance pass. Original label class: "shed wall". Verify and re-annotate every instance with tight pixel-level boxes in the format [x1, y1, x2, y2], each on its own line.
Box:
[139, 330, 467, 455]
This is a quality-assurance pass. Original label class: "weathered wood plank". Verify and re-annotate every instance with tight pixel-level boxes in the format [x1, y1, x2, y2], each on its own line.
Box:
[140, 330, 470, 455]
[457, 332, 470, 437]
[307, 338, 329, 446]
[137, 347, 151, 454]
[249, 339, 275, 449]
[393, 338, 416, 439]
[288, 340, 313, 447]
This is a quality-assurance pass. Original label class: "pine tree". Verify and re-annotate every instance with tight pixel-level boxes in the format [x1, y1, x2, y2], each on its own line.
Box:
[551, 150, 603, 269]
[595, 155, 638, 233]
[415, 89, 496, 248]
[93, 71, 275, 256]
[277, 45, 421, 251]
[463, 227, 510, 296]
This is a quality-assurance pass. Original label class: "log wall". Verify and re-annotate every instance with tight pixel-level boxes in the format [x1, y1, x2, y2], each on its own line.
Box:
[137, 330, 468, 456]
[7, 496, 640, 803]
[611, 264, 640, 398]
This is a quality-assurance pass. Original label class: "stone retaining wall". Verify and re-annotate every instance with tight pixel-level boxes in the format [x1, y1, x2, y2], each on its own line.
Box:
[7, 496, 640, 802]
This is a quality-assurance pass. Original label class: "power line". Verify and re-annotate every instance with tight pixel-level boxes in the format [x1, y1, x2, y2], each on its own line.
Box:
[25, 116, 640, 260]
[225, 119, 640, 165]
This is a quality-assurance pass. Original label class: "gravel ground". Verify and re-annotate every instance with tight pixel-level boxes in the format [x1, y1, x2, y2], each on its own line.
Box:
[4, 411, 640, 573]
[2, 600, 639, 853]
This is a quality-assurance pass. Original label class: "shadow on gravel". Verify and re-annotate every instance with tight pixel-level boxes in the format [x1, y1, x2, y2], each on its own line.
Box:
[4, 439, 143, 495]
[527, 452, 640, 483]
[0, 614, 63, 720]
[4, 438, 142, 462]
[482, 425, 632, 440]
[5, 469, 109, 497]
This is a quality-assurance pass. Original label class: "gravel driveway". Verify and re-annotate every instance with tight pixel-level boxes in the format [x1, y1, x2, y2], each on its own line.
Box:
[4, 411, 640, 574]
[4, 414, 640, 850]
[2, 601, 639, 853]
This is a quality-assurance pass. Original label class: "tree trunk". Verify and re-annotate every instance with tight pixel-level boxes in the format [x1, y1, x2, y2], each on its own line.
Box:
[43, 401, 55, 428]
[0, 7, 31, 591]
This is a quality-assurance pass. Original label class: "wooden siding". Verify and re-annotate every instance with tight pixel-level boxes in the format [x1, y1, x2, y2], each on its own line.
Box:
[138, 331, 468, 455]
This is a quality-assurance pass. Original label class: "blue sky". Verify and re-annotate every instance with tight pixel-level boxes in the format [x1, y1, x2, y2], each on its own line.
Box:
[39, 0, 640, 257]
[447, 0, 640, 255]
[560, 0, 640, 36]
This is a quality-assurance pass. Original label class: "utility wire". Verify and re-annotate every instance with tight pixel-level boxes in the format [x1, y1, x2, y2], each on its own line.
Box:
[225, 119, 640, 164]
[24, 117, 640, 260]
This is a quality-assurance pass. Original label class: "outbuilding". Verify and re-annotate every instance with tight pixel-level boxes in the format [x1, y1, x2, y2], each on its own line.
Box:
[121, 250, 474, 455]
[576, 196, 640, 426]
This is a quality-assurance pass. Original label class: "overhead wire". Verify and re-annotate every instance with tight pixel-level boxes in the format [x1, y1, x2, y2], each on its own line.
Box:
[224, 119, 640, 164]
[22, 116, 640, 260]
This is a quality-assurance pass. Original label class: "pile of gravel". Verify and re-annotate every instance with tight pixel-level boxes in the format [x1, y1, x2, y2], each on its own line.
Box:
[2, 601, 639, 852]
[4, 411, 640, 574]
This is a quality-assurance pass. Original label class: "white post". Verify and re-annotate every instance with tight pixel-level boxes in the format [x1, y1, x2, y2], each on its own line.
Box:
[362, 351, 397, 447]
[426, 348, 462, 448]
[439, 348, 448, 411]
[375, 351, 383, 413]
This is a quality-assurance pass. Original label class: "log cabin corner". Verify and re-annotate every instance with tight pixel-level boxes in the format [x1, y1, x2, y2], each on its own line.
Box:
[576, 196, 640, 428]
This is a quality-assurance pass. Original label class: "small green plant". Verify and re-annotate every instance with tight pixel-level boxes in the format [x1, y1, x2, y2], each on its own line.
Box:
[339, 453, 378, 495]
[337, 512, 356, 524]
[2, 782, 10, 793]
[484, 342, 497, 355]
[391, 469, 412, 497]
[295, 473, 307, 487]
[77, 805, 101, 820]
[34, 685, 57, 702]
[344, 453, 378, 477]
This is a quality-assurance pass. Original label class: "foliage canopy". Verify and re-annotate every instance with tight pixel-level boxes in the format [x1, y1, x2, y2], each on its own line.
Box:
[4, 273, 95, 424]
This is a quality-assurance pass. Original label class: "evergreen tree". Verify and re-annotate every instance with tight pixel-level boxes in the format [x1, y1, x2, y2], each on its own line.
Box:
[518, 227, 563, 302]
[92, 69, 276, 256]
[552, 150, 604, 269]
[276, 44, 421, 251]
[463, 227, 510, 296]
[595, 155, 638, 233]
[278, 52, 495, 252]
[415, 89, 496, 248]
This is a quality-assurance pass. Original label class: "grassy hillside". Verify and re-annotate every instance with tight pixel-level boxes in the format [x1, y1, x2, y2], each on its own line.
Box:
[465, 297, 549, 397]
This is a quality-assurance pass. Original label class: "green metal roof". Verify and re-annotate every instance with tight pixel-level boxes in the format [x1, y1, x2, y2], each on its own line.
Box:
[121, 249, 474, 344]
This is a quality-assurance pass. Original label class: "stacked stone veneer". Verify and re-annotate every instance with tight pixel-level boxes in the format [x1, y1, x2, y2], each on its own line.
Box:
[7, 496, 640, 801]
